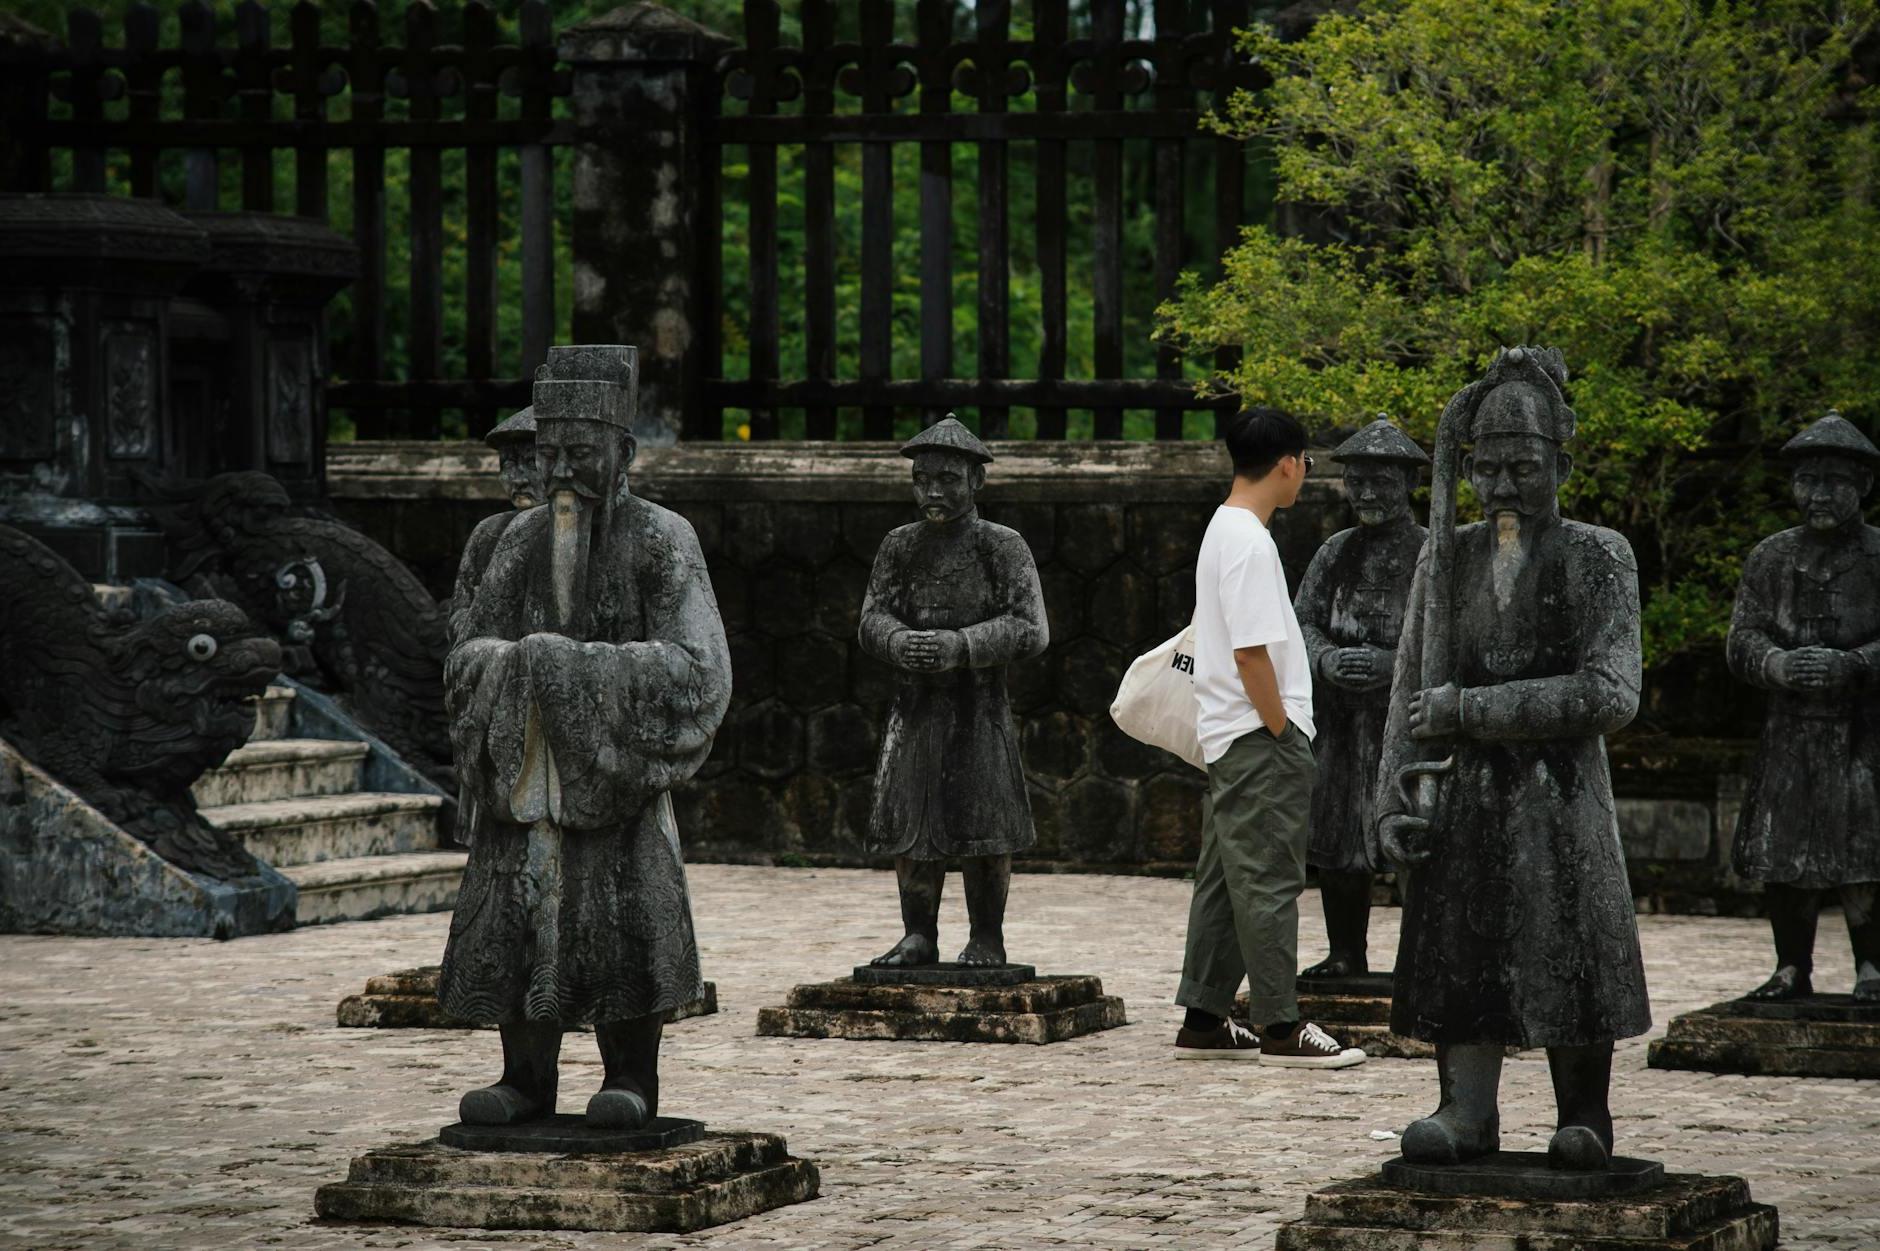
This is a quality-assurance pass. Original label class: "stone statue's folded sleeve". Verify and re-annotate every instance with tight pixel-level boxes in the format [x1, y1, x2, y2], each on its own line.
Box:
[1370, 549, 1429, 853]
[1459, 531, 1641, 741]
[445, 636, 530, 824]
[858, 532, 909, 661]
[531, 529, 732, 831]
[1725, 542, 1782, 689]
[960, 531, 1048, 667]
[1295, 538, 1338, 678]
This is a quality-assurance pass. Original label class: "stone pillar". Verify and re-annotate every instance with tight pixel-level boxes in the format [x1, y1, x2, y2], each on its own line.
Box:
[170, 213, 358, 501]
[560, 5, 732, 447]
[0, 194, 208, 578]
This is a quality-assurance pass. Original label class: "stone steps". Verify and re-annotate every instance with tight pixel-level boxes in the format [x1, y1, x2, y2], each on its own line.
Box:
[250, 685, 296, 742]
[212, 678, 464, 926]
[192, 738, 368, 808]
[283, 851, 468, 925]
[199, 791, 445, 867]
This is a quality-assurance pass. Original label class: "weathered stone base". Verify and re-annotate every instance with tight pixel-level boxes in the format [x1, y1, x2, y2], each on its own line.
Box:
[1236, 973, 1431, 1059]
[335, 966, 718, 1029]
[1647, 995, 1880, 1078]
[757, 974, 1127, 1044]
[1276, 1164, 1777, 1250]
[314, 1130, 818, 1233]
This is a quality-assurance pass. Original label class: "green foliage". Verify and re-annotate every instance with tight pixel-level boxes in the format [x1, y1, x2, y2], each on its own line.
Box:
[1157, 0, 1880, 666]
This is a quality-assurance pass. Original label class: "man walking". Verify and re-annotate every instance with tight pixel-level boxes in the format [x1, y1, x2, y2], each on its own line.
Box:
[1174, 409, 1366, 1068]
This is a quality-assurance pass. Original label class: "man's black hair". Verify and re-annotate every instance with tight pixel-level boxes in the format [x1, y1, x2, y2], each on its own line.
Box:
[1224, 408, 1308, 480]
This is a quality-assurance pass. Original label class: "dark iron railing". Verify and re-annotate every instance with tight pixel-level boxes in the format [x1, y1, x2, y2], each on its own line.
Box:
[4, 0, 1275, 442]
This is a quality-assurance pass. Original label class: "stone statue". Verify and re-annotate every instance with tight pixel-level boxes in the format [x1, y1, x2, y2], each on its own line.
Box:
[145, 470, 455, 788]
[1294, 417, 1429, 979]
[489, 406, 542, 511]
[1374, 346, 1650, 1171]
[0, 523, 281, 884]
[449, 407, 543, 846]
[440, 344, 730, 1129]
[1727, 411, 1880, 1003]
[859, 417, 1048, 967]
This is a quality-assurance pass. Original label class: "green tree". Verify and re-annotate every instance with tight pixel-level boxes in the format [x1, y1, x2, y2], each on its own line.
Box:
[1157, 0, 1880, 668]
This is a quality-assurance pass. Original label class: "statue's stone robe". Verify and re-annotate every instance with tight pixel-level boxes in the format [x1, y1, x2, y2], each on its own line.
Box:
[1375, 518, 1651, 1047]
[439, 494, 730, 1024]
[1295, 515, 1426, 874]
[1728, 523, 1880, 888]
[860, 512, 1047, 859]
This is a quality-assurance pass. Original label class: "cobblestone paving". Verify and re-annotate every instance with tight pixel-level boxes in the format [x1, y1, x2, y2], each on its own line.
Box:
[1, 865, 1875, 1250]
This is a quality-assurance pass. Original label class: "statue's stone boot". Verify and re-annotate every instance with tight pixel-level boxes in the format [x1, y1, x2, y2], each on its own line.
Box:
[1400, 1110, 1499, 1164]
[589, 1014, 663, 1129]
[460, 1083, 545, 1126]
[874, 856, 946, 966]
[1301, 870, 1372, 979]
[1401, 1043, 1501, 1164]
[1843, 884, 1880, 1001]
[1547, 1125, 1611, 1170]
[1749, 884, 1820, 999]
[957, 854, 1012, 966]
[1746, 965, 1813, 1000]
[1546, 1042, 1615, 1171]
[586, 1087, 649, 1129]
[460, 1021, 560, 1125]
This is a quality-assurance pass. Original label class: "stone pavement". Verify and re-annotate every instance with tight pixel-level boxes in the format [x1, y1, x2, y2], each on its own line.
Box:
[1, 865, 1875, 1250]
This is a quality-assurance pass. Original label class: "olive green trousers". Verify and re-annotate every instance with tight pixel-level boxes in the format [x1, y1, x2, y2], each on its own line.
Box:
[1176, 722, 1317, 1025]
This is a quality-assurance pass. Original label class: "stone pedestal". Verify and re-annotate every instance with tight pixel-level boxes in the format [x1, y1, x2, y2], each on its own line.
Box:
[757, 966, 1126, 1044]
[1647, 994, 1880, 1079]
[314, 1123, 818, 1233]
[336, 965, 717, 1029]
[1236, 972, 1431, 1059]
[1276, 1155, 1777, 1250]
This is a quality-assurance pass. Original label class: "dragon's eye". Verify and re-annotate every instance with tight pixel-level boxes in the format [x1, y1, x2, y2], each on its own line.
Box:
[186, 633, 218, 662]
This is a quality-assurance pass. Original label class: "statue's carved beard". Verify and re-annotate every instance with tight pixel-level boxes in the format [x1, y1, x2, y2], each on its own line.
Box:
[1491, 511, 1525, 607]
[549, 489, 592, 630]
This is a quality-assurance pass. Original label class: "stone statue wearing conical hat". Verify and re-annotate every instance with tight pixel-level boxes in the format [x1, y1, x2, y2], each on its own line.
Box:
[1292, 416, 1429, 979]
[1727, 410, 1880, 1003]
[859, 415, 1048, 967]
[487, 405, 541, 511]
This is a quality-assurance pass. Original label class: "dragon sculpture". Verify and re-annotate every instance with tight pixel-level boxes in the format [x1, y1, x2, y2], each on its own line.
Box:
[143, 471, 455, 787]
[0, 524, 281, 883]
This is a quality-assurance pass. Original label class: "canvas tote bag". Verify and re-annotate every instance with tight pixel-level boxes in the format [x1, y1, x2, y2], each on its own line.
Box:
[1109, 622, 1206, 772]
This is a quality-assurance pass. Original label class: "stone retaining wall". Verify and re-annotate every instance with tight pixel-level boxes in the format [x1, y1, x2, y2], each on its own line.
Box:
[328, 441, 1760, 913]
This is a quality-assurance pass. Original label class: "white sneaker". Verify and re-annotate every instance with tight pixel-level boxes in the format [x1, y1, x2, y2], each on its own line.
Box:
[1260, 1020, 1367, 1068]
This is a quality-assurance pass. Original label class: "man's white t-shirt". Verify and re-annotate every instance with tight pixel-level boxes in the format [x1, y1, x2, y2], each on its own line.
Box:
[1193, 505, 1315, 763]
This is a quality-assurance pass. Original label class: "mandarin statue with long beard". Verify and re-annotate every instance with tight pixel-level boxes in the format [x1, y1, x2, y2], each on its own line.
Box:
[1728, 411, 1880, 1004]
[440, 345, 730, 1129]
[860, 417, 1048, 969]
[1374, 346, 1650, 1172]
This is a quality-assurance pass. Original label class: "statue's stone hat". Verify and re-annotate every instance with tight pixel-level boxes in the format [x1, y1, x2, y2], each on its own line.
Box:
[485, 405, 535, 449]
[901, 414, 994, 464]
[532, 344, 637, 432]
[1332, 416, 1429, 466]
[1781, 410, 1880, 464]
[1470, 345, 1576, 444]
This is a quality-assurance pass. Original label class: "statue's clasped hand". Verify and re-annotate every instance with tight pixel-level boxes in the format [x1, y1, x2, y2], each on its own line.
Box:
[893, 629, 968, 673]
[1407, 683, 1462, 738]
[1331, 646, 1388, 690]
[1771, 646, 1858, 692]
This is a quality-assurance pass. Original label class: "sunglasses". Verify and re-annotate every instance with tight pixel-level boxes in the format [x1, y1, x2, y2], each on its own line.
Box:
[1294, 453, 1315, 472]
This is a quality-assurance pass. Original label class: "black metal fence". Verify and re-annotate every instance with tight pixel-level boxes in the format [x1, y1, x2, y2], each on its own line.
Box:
[3, 0, 1275, 442]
